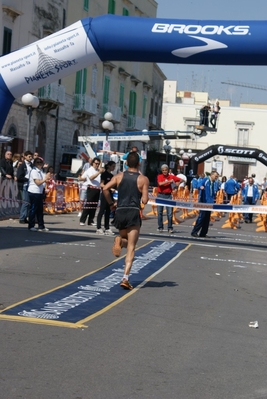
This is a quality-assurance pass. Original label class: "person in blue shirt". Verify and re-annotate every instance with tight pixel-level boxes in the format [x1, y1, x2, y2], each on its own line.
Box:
[122, 146, 142, 170]
[242, 177, 259, 223]
[224, 175, 240, 203]
[190, 174, 199, 193]
[191, 171, 219, 238]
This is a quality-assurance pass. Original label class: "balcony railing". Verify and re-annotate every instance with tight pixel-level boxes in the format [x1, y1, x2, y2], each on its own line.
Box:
[127, 115, 147, 130]
[73, 94, 97, 115]
[100, 105, 121, 122]
[38, 83, 65, 104]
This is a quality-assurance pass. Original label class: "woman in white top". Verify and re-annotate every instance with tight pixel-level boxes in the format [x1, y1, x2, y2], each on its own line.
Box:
[78, 157, 104, 226]
[28, 157, 51, 231]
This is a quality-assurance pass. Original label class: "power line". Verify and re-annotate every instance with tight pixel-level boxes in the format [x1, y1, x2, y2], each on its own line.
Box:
[221, 80, 267, 91]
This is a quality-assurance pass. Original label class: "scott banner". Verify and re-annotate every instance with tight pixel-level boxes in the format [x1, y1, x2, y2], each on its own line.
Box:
[1, 15, 267, 130]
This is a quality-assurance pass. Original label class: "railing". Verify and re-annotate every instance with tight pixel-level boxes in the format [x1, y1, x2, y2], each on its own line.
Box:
[127, 115, 147, 130]
[38, 83, 65, 103]
[73, 94, 97, 115]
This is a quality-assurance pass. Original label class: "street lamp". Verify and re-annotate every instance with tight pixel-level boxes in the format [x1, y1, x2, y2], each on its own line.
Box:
[163, 139, 172, 166]
[21, 93, 39, 151]
[102, 112, 114, 141]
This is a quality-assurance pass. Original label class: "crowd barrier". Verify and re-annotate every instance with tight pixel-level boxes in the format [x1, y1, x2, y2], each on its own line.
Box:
[144, 187, 267, 231]
[1, 180, 267, 233]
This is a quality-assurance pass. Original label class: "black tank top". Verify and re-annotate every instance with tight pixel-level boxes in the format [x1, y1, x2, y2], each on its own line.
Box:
[117, 170, 141, 209]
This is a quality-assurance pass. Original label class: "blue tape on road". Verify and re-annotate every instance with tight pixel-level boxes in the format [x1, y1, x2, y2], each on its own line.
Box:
[0, 241, 187, 325]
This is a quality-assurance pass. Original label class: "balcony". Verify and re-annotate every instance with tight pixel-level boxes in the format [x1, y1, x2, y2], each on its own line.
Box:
[100, 105, 121, 122]
[38, 83, 65, 111]
[127, 116, 147, 130]
[73, 94, 97, 115]
[109, 106, 122, 122]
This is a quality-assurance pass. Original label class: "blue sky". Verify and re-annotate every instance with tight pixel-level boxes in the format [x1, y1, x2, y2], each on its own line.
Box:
[156, 0, 267, 105]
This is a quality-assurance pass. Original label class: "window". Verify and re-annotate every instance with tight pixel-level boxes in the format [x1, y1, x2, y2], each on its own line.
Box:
[129, 90, 137, 116]
[142, 95, 147, 119]
[75, 69, 87, 94]
[119, 84, 124, 112]
[150, 98, 154, 115]
[83, 0, 89, 11]
[103, 76, 110, 115]
[128, 90, 137, 127]
[74, 69, 87, 109]
[91, 66, 98, 95]
[108, 0, 116, 14]
[2, 27, 12, 55]
[122, 7, 129, 16]
[237, 128, 249, 147]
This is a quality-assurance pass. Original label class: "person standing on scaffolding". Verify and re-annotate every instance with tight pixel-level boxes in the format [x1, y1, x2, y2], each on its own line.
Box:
[199, 104, 211, 126]
[210, 100, 221, 128]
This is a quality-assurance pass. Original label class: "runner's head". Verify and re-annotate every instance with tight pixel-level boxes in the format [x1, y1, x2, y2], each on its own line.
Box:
[126, 152, 139, 168]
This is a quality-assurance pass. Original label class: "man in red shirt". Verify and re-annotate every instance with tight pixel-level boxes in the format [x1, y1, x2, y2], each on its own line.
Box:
[157, 164, 182, 233]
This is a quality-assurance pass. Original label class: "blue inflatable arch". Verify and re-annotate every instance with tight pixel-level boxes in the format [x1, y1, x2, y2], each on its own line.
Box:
[0, 14, 267, 131]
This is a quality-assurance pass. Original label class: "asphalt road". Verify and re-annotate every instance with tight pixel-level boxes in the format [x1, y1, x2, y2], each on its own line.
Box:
[0, 208, 267, 399]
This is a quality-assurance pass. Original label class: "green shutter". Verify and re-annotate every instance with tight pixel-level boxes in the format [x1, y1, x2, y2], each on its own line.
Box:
[83, 0, 89, 11]
[122, 7, 129, 16]
[103, 76, 110, 114]
[82, 68, 87, 94]
[108, 0, 116, 14]
[129, 90, 137, 116]
[142, 96, 147, 118]
[119, 84, 124, 111]
[75, 70, 82, 94]
[3, 27, 12, 55]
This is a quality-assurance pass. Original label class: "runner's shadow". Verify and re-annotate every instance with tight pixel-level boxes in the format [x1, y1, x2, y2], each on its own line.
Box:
[141, 281, 178, 288]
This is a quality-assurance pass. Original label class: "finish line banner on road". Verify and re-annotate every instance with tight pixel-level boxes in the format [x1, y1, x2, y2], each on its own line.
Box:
[0, 240, 188, 328]
[148, 197, 267, 214]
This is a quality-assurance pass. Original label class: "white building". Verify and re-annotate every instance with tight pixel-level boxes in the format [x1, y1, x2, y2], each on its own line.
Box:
[162, 80, 267, 181]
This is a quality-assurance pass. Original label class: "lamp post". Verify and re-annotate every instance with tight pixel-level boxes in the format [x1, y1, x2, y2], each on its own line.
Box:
[179, 148, 192, 175]
[163, 139, 172, 166]
[102, 112, 114, 141]
[21, 93, 39, 151]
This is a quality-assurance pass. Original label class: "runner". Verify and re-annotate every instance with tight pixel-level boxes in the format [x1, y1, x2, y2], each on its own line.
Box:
[103, 152, 149, 290]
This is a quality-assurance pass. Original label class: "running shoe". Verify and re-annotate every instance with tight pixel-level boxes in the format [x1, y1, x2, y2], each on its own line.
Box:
[105, 229, 115, 236]
[96, 228, 105, 235]
[112, 236, 122, 257]
[120, 279, 133, 290]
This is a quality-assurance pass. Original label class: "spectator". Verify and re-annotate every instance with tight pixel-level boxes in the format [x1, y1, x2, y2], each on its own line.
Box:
[28, 157, 51, 231]
[210, 100, 221, 128]
[78, 157, 104, 226]
[12, 153, 22, 181]
[242, 177, 259, 223]
[190, 174, 199, 193]
[224, 175, 240, 203]
[110, 151, 120, 174]
[220, 176, 227, 203]
[260, 177, 267, 199]
[0, 150, 14, 180]
[176, 169, 187, 188]
[199, 104, 210, 126]
[17, 151, 34, 224]
[96, 161, 116, 235]
[157, 164, 182, 234]
[191, 171, 219, 238]
[122, 146, 142, 170]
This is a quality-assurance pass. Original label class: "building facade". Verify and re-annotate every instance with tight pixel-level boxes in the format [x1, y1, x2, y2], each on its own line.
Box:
[1, 0, 165, 171]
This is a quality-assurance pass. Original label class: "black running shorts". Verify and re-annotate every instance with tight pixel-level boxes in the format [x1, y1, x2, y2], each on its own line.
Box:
[113, 208, 141, 230]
